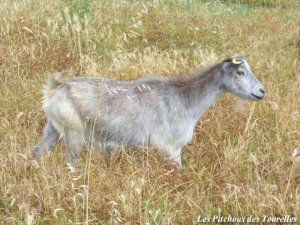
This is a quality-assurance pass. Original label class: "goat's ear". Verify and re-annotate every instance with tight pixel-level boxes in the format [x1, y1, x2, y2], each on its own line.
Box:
[226, 58, 244, 71]
[222, 58, 241, 72]
[231, 58, 243, 65]
[222, 58, 244, 70]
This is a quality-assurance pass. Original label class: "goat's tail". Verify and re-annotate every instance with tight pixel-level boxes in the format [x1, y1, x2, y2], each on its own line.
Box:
[43, 68, 73, 98]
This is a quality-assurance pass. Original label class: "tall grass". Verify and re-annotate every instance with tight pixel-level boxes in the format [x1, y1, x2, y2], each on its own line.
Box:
[0, 0, 299, 224]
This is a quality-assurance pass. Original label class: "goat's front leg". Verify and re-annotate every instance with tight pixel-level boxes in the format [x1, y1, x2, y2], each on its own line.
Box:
[162, 147, 182, 170]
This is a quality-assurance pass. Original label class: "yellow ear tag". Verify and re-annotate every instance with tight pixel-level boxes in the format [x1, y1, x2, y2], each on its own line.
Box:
[232, 58, 242, 65]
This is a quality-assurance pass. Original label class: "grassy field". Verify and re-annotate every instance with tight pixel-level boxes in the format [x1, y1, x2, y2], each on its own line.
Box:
[0, 0, 300, 224]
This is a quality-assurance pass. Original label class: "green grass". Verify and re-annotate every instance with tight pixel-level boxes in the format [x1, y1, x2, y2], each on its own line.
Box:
[0, 0, 300, 224]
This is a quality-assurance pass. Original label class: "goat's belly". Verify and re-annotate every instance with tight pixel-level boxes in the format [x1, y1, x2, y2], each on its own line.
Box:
[87, 121, 149, 149]
[88, 135, 148, 151]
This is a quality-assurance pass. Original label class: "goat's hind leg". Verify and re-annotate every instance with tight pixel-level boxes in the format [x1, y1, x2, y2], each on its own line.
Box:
[63, 128, 83, 170]
[32, 121, 60, 158]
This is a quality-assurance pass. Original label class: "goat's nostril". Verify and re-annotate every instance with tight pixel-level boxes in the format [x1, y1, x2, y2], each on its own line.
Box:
[260, 88, 265, 94]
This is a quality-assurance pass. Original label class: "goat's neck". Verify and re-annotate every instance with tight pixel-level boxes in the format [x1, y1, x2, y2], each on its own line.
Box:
[191, 79, 223, 119]
[173, 70, 224, 120]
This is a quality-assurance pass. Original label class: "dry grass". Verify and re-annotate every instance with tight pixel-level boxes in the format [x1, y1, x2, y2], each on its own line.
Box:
[0, 0, 300, 224]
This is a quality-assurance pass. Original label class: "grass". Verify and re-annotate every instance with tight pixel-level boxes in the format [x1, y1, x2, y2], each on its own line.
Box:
[0, 0, 300, 224]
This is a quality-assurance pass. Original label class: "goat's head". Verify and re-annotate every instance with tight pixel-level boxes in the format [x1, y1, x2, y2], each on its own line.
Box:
[221, 56, 265, 101]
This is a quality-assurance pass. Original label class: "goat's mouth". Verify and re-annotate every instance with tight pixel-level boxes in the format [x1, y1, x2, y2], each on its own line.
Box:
[251, 93, 264, 100]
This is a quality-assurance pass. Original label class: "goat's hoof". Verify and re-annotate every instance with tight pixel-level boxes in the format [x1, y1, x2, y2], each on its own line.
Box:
[32, 146, 42, 158]
[66, 163, 77, 173]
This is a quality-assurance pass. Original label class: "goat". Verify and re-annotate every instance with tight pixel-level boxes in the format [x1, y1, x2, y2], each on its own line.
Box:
[32, 56, 265, 170]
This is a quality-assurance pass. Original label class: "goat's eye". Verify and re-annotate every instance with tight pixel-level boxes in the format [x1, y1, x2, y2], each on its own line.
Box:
[237, 71, 244, 76]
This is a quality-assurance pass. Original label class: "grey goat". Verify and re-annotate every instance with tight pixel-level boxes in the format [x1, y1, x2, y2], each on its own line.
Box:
[33, 57, 265, 170]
